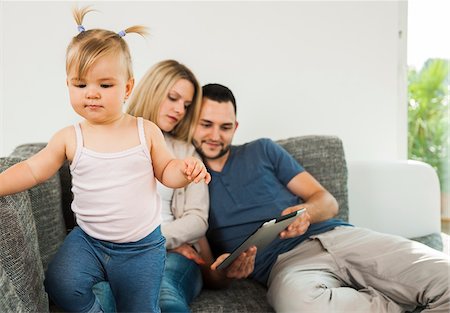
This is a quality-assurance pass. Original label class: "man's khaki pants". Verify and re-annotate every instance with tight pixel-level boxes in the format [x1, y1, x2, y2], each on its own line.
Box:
[267, 226, 450, 313]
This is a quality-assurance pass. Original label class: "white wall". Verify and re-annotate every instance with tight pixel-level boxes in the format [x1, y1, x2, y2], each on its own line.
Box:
[0, 1, 408, 161]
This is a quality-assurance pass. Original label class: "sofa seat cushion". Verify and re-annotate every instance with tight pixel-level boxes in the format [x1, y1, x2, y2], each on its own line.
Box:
[191, 279, 273, 312]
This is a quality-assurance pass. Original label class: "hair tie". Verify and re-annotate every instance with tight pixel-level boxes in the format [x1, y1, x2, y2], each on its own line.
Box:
[77, 25, 85, 33]
[118, 30, 126, 37]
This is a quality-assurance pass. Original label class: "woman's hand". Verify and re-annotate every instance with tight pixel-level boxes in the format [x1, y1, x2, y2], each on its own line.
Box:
[169, 243, 206, 265]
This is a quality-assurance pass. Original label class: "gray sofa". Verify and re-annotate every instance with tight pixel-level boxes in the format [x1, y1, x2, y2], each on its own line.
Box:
[0, 136, 444, 312]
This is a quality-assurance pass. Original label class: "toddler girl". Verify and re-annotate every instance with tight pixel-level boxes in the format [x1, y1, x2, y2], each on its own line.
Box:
[0, 7, 210, 313]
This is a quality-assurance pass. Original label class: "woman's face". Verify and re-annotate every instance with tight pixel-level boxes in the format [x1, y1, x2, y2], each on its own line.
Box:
[157, 78, 195, 132]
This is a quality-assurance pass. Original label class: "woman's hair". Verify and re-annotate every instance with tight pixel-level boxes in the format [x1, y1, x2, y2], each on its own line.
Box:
[66, 6, 148, 79]
[127, 60, 202, 142]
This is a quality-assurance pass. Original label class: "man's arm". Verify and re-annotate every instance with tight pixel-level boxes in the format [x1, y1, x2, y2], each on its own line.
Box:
[280, 171, 339, 239]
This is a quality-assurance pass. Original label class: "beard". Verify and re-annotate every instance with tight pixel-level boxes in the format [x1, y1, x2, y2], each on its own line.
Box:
[193, 139, 231, 161]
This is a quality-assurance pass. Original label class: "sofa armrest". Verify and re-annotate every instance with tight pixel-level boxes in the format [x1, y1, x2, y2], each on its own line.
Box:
[0, 158, 50, 312]
[0, 263, 26, 312]
[0, 192, 49, 312]
[348, 160, 441, 239]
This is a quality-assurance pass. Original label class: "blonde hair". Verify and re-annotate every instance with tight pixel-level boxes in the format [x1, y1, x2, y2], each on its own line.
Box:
[127, 60, 202, 142]
[67, 6, 148, 79]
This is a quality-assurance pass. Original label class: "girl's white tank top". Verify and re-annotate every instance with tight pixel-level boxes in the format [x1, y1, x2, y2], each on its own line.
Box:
[70, 117, 161, 243]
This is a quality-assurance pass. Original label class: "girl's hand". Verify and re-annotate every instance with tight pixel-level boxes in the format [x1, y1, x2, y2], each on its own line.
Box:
[184, 157, 211, 184]
[211, 246, 257, 279]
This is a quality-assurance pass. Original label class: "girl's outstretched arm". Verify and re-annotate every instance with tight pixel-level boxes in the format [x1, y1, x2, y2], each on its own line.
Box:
[0, 128, 69, 196]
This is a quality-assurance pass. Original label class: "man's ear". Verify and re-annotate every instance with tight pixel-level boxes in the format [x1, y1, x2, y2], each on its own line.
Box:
[235, 121, 239, 131]
[66, 78, 69, 87]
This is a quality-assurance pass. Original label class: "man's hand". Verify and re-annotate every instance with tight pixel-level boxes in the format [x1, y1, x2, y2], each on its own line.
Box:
[169, 243, 206, 265]
[211, 246, 257, 279]
[279, 206, 311, 239]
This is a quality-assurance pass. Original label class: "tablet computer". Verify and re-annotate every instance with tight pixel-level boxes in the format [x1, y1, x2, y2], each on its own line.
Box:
[216, 208, 306, 270]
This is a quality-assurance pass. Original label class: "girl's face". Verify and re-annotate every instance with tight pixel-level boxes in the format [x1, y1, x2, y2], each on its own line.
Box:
[67, 53, 134, 124]
[157, 79, 195, 132]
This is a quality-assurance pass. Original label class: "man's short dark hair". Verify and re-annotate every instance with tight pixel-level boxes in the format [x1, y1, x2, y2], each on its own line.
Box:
[202, 83, 237, 115]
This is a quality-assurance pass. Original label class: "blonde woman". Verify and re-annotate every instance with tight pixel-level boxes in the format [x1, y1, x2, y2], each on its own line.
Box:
[95, 60, 209, 313]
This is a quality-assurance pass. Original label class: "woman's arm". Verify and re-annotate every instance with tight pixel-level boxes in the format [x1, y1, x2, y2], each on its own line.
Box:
[162, 181, 209, 248]
[162, 141, 210, 248]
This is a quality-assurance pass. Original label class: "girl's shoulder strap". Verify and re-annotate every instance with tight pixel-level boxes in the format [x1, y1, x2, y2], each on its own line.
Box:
[73, 123, 84, 148]
[70, 123, 84, 171]
[137, 117, 146, 146]
[136, 117, 152, 161]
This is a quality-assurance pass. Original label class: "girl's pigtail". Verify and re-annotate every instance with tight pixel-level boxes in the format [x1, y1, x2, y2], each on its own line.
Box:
[72, 6, 95, 33]
[118, 26, 149, 38]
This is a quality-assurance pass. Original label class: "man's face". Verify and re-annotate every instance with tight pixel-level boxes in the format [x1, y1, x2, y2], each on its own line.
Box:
[193, 98, 238, 161]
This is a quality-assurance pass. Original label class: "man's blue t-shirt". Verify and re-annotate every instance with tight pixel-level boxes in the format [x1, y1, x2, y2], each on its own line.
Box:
[206, 138, 351, 284]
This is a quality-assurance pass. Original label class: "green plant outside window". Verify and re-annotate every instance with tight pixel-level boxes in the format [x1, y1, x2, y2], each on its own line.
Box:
[408, 58, 449, 193]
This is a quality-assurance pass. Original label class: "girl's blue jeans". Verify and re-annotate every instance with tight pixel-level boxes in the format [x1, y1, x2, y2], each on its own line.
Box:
[94, 251, 203, 313]
[44, 226, 165, 313]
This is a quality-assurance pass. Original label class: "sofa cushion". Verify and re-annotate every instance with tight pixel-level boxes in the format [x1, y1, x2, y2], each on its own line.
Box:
[0, 158, 49, 312]
[8, 143, 48, 158]
[276, 135, 349, 222]
[411, 232, 443, 251]
[191, 279, 273, 312]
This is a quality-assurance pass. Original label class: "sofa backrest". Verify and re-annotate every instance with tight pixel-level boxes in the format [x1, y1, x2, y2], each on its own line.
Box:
[9, 135, 350, 234]
[276, 135, 348, 222]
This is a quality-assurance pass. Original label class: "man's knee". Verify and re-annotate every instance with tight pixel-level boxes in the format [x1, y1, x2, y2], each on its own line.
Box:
[269, 277, 333, 313]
